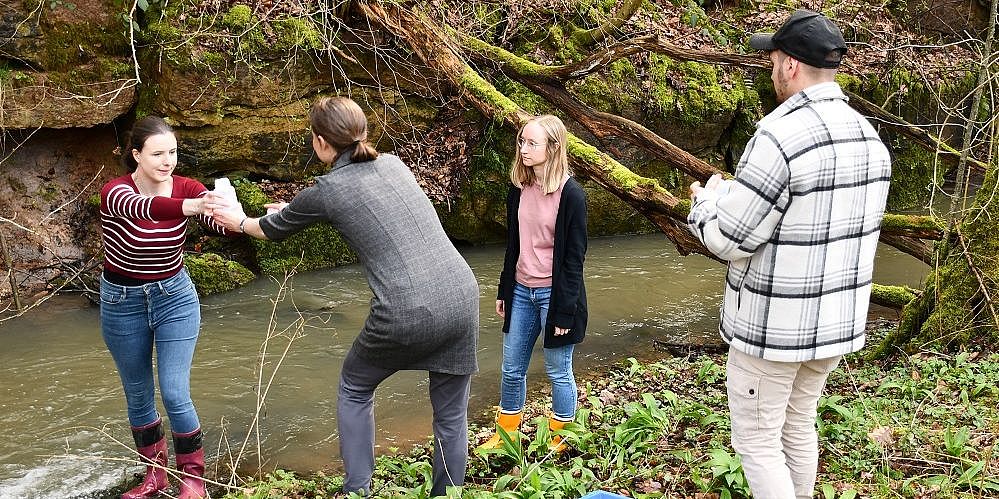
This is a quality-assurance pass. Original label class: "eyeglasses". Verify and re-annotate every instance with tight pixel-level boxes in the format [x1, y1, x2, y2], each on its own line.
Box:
[518, 139, 544, 151]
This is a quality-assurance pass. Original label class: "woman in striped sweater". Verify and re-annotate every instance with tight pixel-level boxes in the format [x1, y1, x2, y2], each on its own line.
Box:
[99, 116, 233, 499]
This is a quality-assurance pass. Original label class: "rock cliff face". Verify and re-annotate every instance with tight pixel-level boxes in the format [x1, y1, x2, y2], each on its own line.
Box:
[0, 0, 986, 304]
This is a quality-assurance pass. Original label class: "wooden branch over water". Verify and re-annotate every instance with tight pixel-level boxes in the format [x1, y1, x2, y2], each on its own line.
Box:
[871, 283, 920, 309]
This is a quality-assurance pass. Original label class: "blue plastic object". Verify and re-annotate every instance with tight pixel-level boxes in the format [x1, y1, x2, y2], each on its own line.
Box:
[580, 492, 630, 499]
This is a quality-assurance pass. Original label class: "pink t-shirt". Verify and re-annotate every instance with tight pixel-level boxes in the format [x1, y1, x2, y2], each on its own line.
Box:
[515, 177, 568, 288]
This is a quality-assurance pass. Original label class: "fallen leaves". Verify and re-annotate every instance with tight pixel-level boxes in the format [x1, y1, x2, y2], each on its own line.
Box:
[868, 425, 896, 447]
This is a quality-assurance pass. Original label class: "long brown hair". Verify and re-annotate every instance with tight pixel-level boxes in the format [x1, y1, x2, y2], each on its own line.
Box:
[309, 97, 378, 162]
[510, 115, 571, 194]
[122, 116, 174, 171]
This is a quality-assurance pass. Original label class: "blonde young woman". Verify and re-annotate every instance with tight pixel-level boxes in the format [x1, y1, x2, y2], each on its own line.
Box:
[478, 115, 588, 453]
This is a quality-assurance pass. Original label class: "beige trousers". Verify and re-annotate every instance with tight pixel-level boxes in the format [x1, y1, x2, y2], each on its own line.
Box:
[726, 345, 842, 499]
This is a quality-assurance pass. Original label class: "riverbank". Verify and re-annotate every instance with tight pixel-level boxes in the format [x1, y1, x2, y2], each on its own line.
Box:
[214, 323, 999, 498]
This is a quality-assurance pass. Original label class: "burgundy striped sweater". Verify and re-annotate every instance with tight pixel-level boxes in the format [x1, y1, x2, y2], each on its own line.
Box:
[100, 174, 229, 280]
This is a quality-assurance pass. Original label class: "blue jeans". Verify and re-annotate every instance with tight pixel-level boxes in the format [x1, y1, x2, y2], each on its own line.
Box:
[100, 269, 202, 433]
[500, 283, 577, 420]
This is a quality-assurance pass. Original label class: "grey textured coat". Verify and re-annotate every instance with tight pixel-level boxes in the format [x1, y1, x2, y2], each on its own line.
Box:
[259, 150, 479, 375]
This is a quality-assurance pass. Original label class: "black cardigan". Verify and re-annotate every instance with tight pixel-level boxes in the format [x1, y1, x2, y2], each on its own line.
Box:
[497, 178, 588, 348]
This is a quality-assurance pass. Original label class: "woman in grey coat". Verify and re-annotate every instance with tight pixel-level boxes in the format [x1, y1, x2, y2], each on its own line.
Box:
[209, 97, 479, 496]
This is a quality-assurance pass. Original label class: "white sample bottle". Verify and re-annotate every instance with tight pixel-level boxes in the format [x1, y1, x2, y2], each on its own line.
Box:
[213, 177, 240, 213]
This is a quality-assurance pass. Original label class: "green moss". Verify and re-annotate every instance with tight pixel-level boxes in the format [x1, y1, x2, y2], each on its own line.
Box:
[918, 254, 979, 347]
[461, 33, 556, 79]
[222, 4, 254, 30]
[135, 83, 159, 119]
[568, 134, 663, 192]
[647, 55, 747, 127]
[144, 20, 183, 43]
[494, 76, 547, 115]
[233, 180, 358, 274]
[41, 22, 129, 71]
[549, 24, 584, 63]
[438, 120, 513, 244]
[460, 67, 522, 123]
[273, 17, 322, 51]
[835, 73, 863, 93]
[882, 164, 999, 354]
[879, 214, 945, 234]
[859, 66, 976, 127]
[198, 51, 226, 68]
[184, 253, 255, 296]
[252, 224, 356, 274]
[572, 59, 642, 115]
[871, 284, 918, 308]
[886, 138, 944, 210]
[37, 184, 60, 202]
[233, 179, 272, 216]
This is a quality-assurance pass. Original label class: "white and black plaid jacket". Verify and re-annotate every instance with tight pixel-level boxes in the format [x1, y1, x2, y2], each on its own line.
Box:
[688, 82, 891, 362]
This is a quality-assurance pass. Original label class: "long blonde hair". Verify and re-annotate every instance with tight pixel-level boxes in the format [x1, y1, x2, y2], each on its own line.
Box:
[510, 115, 571, 194]
[309, 96, 378, 162]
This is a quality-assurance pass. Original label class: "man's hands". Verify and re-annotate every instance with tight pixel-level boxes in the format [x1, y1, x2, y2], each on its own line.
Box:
[689, 173, 725, 201]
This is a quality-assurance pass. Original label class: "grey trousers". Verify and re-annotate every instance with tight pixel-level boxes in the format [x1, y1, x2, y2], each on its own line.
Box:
[337, 348, 471, 496]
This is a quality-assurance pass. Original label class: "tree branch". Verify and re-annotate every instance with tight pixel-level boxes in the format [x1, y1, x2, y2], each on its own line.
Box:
[570, 0, 645, 48]
[846, 91, 985, 172]
[360, 2, 949, 264]
[880, 234, 934, 264]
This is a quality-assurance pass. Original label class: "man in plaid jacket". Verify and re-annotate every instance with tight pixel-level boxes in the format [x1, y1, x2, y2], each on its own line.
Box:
[687, 10, 891, 499]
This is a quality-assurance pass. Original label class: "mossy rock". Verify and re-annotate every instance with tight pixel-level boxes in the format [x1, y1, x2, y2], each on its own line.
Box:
[184, 253, 255, 296]
[233, 180, 358, 275]
[251, 223, 357, 275]
[885, 136, 942, 211]
[438, 123, 513, 245]
[570, 54, 759, 154]
[582, 181, 656, 235]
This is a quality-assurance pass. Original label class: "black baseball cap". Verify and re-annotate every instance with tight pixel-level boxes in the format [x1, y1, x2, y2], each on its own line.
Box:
[749, 9, 847, 68]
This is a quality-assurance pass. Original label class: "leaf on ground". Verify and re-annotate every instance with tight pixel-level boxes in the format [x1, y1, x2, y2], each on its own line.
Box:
[868, 425, 895, 447]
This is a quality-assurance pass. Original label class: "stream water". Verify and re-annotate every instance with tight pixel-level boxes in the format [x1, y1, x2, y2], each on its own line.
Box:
[0, 234, 927, 498]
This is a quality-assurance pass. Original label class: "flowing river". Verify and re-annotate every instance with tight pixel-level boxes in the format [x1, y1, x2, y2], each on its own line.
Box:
[0, 235, 927, 498]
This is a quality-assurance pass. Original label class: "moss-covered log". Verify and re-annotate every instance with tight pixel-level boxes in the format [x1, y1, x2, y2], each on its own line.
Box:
[460, 34, 722, 181]
[466, 29, 977, 174]
[871, 284, 920, 309]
